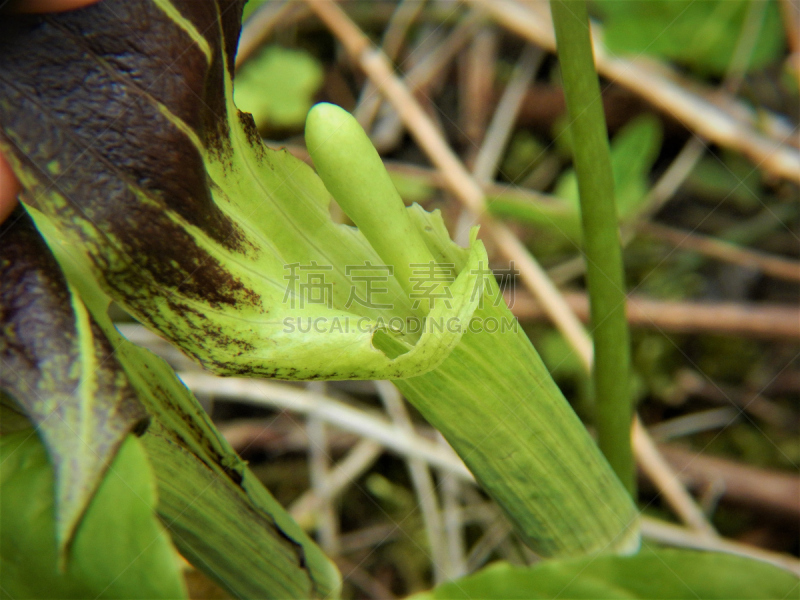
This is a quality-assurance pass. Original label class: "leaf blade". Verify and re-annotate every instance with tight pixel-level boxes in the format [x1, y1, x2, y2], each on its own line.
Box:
[0, 207, 147, 556]
[411, 548, 800, 599]
[0, 429, 187, 599]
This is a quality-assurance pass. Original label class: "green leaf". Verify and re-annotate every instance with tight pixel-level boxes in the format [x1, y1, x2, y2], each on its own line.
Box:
[596, 0, 785, 76]
[606, 115, 662, 220]
[0, 208, 147, 557]
[241, 0, 269, 23]
[685, 152, 765, 211]
[411, 548, 800, 599]
[0, 428, 187, 599]
[0, 1, 482, 382]
[235, 45, 324, 129]
[389, 171, 436, 204]
[500, 130, 549, 182]
[487, 194, 582, 243]
[33, 212, 341, 599]
[493, 115, 661, 246]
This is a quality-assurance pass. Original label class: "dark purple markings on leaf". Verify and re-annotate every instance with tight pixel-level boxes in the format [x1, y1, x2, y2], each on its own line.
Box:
[238, 110, 268, 159]
[0, 206, 148, 545]
[0, 207, 147, 431]
[0, 0, 262, 311]
[53, 1, 211, 136]
[3, 127, 253, 312]
[170, 0, 246, 79]
[168, 0, 246, 158]
[150, 297, 257, 367]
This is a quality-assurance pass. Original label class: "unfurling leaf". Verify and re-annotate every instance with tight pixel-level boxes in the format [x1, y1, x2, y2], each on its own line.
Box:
[38, 216, 341, 598]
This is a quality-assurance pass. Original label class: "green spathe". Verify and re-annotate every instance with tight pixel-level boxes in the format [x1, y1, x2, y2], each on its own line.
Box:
[305, 102, 640, 557]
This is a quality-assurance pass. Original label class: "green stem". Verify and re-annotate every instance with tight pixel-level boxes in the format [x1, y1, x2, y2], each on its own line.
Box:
[550, 0, 634, 495]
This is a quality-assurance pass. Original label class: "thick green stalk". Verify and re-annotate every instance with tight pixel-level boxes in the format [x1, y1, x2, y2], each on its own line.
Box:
[551, 0, 634, 495]
[307, 103, 639, 557]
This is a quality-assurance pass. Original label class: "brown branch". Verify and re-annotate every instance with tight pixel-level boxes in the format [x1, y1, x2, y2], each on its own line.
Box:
[657, 444, 800, 521]
[507, 290, 800, 340]
[236, 1, 309, 69]
[633, 419, 719, 538]
[638, 222, 800, 284]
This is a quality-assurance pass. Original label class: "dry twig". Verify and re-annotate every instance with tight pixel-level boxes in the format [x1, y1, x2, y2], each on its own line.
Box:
[633, 419, 719, 539]
[375, 381, 450, 583]
[506, 290, 800, 340]
[236, 1, 308, 69]
[657, 444, 800, 521]
[178, 373, 472, 479]
[290, 438, 384, 530]
[639, 222, 800, 283]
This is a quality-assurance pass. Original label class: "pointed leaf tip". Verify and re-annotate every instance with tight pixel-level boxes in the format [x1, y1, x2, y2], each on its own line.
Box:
[0, 208, 147, 559]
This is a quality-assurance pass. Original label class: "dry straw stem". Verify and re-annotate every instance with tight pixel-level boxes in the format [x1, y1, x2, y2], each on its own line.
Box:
[439, 449, 468, 578]
[470, 45, 544, 185]
[364, 10, 486, 150]
[178, 373, 800, 576]
[177, 373, 473, 480]
[638, 222, 800, 283]
[467, 0, 800, 184]
[306, 396, 340, 555]
[640, 517, 800, 577]
[375, 381, 450, 583]
[290, 438, 383, 530]
[507, 290, 800, 340]
[305, 0, 717, 537]
[656, 443, 800, 521]
[353, 0, 427, 130]
[632, 420, 718, 539]
[465, 515, 515, 572]
[453, 43, 543, 246]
